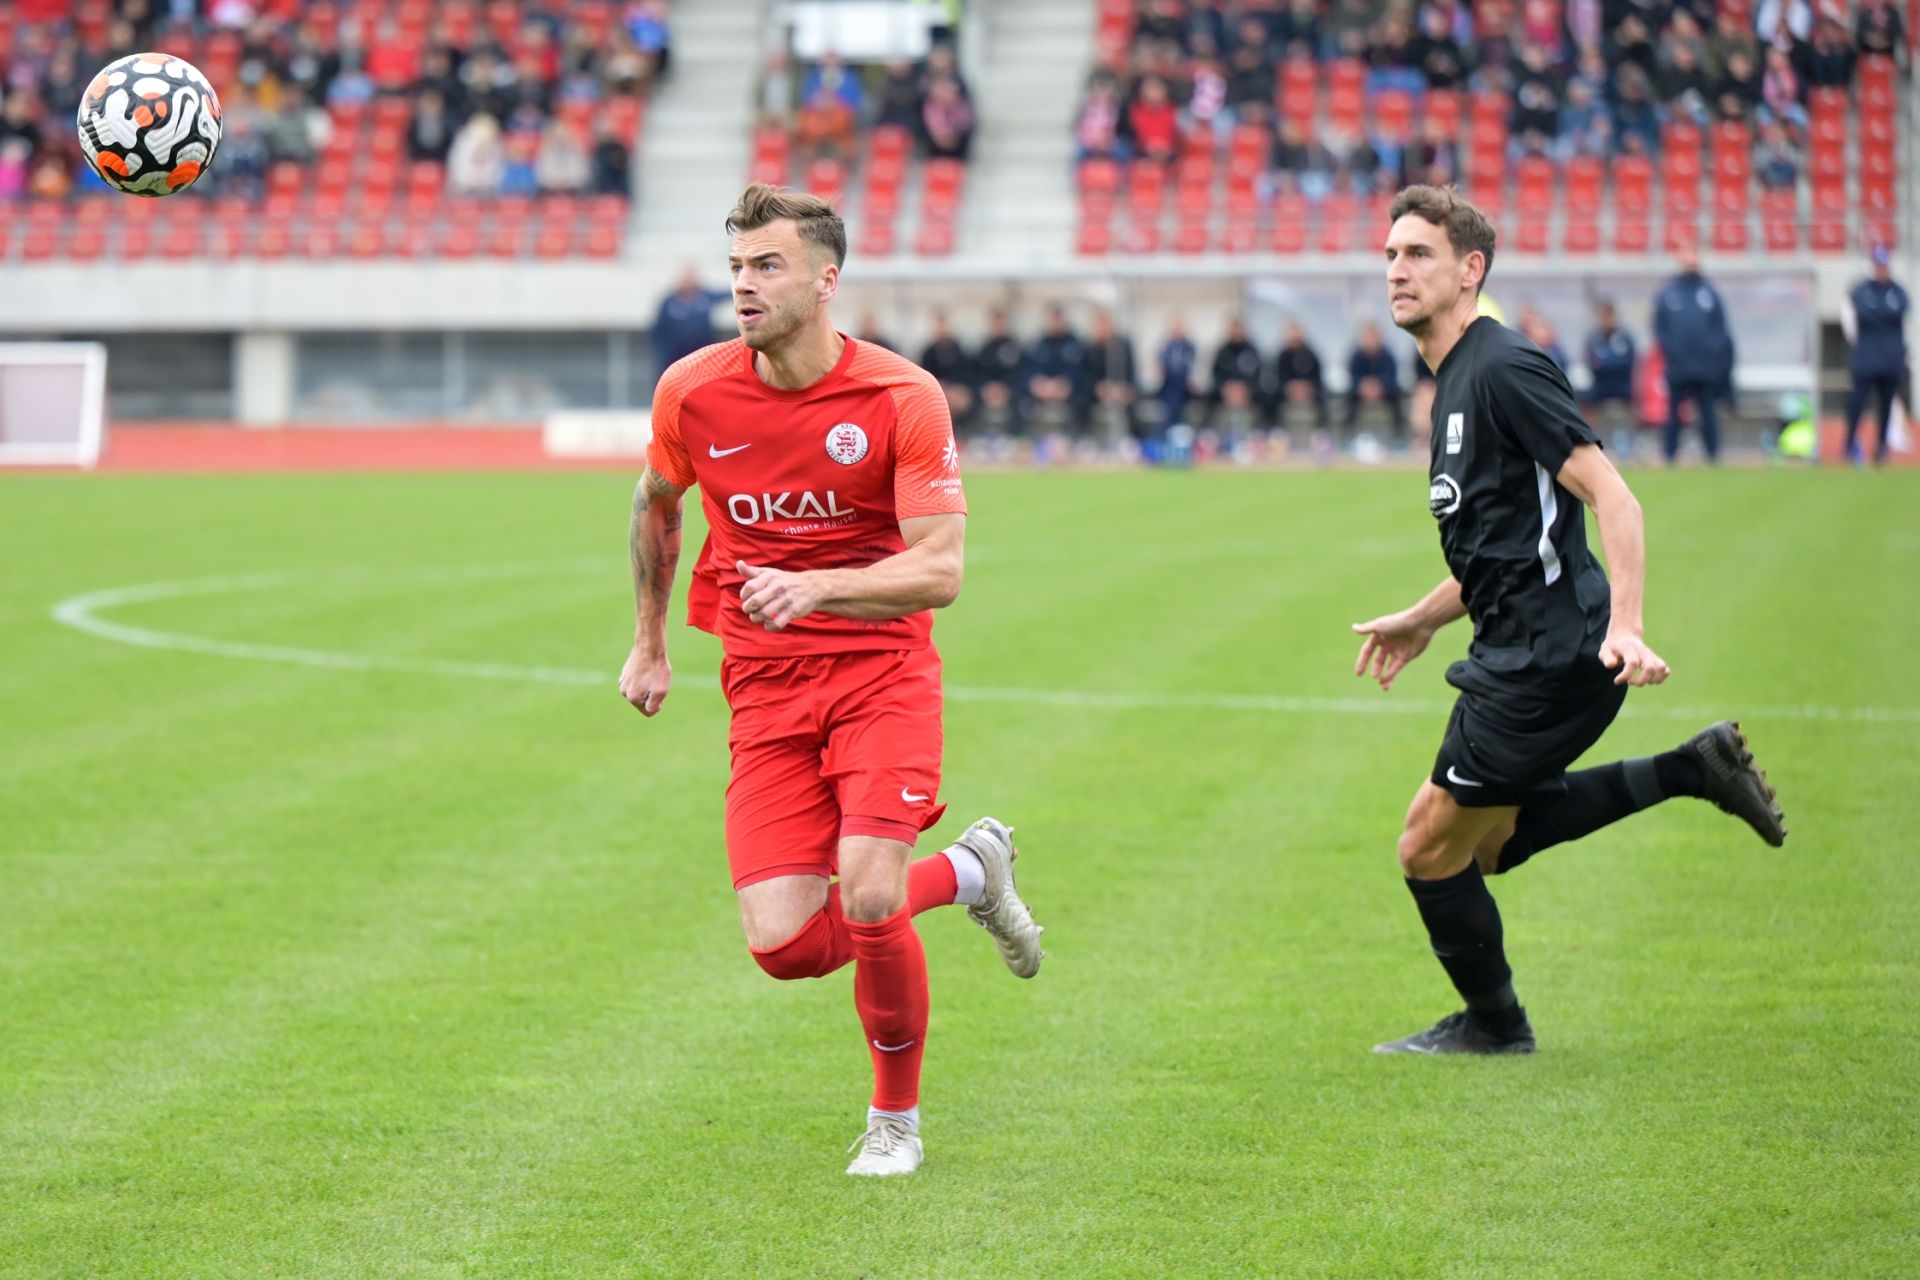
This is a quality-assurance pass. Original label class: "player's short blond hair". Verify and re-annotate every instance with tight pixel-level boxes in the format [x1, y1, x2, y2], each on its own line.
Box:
[727, 183, 847, 267]
[1389, 185, 1497, 292]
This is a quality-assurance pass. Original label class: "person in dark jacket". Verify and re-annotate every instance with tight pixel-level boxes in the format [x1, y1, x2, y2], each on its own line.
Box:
[1652, 247, 1736, 464]
[918, 310, 977, 429]
[1028, 304, 1089, 432]
[651, 266, 732, 387]
[1210, 316, 1265, 410]
[1083, 308, 1139, 441]
[1156, 317, 1200, 429]
[1345, 320, 1404, 435]
[1273, 320, 1327, 427]
[975, 308, 1028, 436]
[1582, 299, 1640, 455]
[1843, 243, 1911, 466]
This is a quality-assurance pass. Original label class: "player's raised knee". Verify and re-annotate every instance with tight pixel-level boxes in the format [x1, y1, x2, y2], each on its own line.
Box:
[1397, 825, 1449, 879]
[841, 881, 906, 924]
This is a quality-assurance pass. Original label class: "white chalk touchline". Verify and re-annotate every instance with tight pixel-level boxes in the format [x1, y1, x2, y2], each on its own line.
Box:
[48, 569, 1920, 726]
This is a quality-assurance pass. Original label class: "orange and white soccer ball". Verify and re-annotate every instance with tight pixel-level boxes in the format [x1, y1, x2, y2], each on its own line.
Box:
[76, 53, 222, 197]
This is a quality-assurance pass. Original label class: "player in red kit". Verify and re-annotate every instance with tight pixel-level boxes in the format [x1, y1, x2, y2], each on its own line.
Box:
[619, 184, 1045, 1177]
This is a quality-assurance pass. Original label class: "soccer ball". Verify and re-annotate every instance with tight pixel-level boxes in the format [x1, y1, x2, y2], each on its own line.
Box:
[76, 53, 222, 197]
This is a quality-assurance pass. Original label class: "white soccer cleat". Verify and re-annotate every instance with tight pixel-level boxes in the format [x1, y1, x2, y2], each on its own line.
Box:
[846, 1115, 924, 1177]
[952, 816, 1045, 979]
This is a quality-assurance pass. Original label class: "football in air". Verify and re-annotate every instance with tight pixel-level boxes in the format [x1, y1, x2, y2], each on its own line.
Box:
[76, 53, 222, 197]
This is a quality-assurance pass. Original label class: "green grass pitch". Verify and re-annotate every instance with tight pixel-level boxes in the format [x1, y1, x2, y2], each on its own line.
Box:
[2, 468, 1916, 1278]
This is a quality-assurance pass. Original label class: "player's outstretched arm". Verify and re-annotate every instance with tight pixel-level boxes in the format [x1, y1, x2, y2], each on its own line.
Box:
[1556, 443, 1669, 687]
[737, 512, 965, 631]
[1351, 576, 1467, 691]
[621, 466, 687, 715]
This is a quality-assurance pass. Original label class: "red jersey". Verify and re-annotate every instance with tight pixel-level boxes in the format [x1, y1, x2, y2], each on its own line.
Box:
[647, 336, 967, 658]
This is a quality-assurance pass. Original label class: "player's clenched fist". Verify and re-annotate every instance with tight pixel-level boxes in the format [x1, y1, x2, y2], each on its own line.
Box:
[620, 644, 672, 715]
[738, 560, 825, 631]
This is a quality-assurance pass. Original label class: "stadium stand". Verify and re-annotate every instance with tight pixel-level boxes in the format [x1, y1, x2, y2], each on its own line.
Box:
[1077, 0, 1910, 258]
[753, 37, 974, 258]
[0, 0, 659, 259]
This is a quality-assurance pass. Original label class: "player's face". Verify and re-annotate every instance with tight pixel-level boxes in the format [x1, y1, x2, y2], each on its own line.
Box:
[1384, 215, 1475, 334]
[728, 222, 831, 352]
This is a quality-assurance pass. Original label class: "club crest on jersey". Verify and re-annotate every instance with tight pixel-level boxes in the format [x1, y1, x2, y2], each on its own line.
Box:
[1429, 474, 1462, 517]
[825, 422, 869, 465]
[1445, 412, 1464, 454]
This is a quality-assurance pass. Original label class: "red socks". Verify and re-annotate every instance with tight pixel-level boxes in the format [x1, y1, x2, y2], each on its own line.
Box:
[845, 907, 929, 1111]
[908, 852, 959, 915]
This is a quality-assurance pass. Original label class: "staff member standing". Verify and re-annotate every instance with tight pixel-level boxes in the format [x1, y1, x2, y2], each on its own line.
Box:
[1842, 243, 1910, 467]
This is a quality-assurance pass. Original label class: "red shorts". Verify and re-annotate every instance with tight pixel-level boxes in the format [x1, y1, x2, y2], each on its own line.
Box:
[720, 646, 947, 890]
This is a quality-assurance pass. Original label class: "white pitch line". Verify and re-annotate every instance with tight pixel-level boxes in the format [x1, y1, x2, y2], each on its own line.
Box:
[48, 571, 1920, 725]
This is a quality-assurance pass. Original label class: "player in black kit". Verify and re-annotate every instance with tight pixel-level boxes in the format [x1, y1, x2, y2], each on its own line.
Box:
[1353, 186, 1789, 1055]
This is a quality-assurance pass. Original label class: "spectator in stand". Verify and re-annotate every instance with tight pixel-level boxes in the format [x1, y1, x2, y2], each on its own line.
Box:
[261, 84, 328, 161]
[215, 107, 269, 199]
[1653, 245, 1737, 465]
[1560, 79, 1611, 158]
[918, 311, 977, 427]
[459, 51, 515, 122]
[1842, 243, 1911, 467]
[1135, 0, 1191, 52]
[1610, 62, 1663, 148]
[26, 149, 69, 198]
[1345, 320, 1404, 437]
[0, 137, 29, 202]
[1084, 309, 1140, 439]
[1326, 0, 1377, 61]
[1414, 3, 1473, 90]
[976, 309, 1029, 435]
[1187, 0, 1233, 55]
[803, 52, 865, 116]
[920, 44, 972, 103]
[922, 75, 974, 161]
[1210, 316, 1265, 417]
[1581, 298, 1640, 455]
[1184, 55, 1230, 140]
[1275, 115, 1338, 201]
[591, 117, 632, 196]
[1225, 26, 1278, 109]
[1124, 75, 1180, 165]
[0, 90, 42, 162]
[1804, 17, 1857, 88]
[1659, 41, 1713, 123]
[1854, 1, 1907, 69]
[1368, 9, 1425, 94]
[874, 59, 924, 132]
[1759, 45, 1809, 131]
[1754, 119, 1800, 189]
[407, 89, 455, 164]
[1278, 0, 1323, 58]
[1509, 43, 1562, 146]
[1569, 41, 1610, 101]
[1755, 0, 1813, 43]
[1156, 317, 1201, 429]
[1029, 305, 1090, 431]
[499, 126, 540, 196]
[650, 265, 730, 377]
[1074, 73, 1125, 161]
[1273, 321, 1328, 427]
[795, 83, 857, 164]
[1713, 47, 1762, 122]
[448, 111, 505, 196]
[1324, 124, 1385, 196]
[1518, 0, 1564, 61]
[1664, 11, 1711, 73]
[1403, 114, 1461, 186]
[535, 117, 590, 194]
[625, 0, 672, 78]
[412, 46, 464, 115]
[1607, 10, 1658, 78]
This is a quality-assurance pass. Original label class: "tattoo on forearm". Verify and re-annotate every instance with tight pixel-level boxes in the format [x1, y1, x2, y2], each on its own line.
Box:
[630, 468, 682, 623]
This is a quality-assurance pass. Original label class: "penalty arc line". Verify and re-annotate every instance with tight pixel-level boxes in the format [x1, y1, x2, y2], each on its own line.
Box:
[47, 572, 1920, 727]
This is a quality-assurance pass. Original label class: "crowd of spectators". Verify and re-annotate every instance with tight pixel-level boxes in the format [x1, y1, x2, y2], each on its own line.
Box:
[759, 39, 976, 167]
[1078, 0, 1908, 203]
[1, 0, 664, 204]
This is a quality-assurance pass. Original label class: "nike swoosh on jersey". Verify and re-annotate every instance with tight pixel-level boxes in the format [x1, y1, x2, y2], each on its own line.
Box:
[872, 1039, 917, 1053]
[708, 442, 752, 458]
[1446, 767, 1485, 787]
[901, 788, 929, 803]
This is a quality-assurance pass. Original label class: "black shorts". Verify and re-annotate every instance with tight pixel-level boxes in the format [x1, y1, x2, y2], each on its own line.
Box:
[1431, 660, 1628, 808]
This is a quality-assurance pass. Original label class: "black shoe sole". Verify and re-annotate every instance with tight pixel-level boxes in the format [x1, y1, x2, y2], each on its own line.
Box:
[1689, 720, 1788, 847]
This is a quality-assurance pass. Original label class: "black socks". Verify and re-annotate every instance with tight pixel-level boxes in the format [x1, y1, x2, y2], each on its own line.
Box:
[1495, 751, 1705, 874]
[1405, 865, 1524, 1031]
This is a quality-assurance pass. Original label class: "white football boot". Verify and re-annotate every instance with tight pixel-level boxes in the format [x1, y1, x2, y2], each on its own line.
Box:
[951, 816, 1045, 979]
[846, 1114, 924, 1177]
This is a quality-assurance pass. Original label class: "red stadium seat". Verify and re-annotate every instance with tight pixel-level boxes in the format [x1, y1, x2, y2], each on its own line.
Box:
[583, 222, 622, 258]
[1128, 162, 1168, 212]
[1078, 157, 1122, 196]
[1566, 157, 1603, 209]
[1076, 214, 1114, 255]
[1279, 59, 1318, 121]
[915, 218, 955, 256]
[1614, 156, 1654, 216]
[1513, 212, 1550, 254]
[1220, 213, 1259, 254]
[1562, 217, 1600, 255]
[1761, 190, 1799, 251]
[1318, 194, 1358, 253]
[1613, 214, 1651, 254]
[1515, 156, 1554, 214]
[1173, 212, 1208, 254]
[1810, 180, 1848, 251]
[1426, 90, 1461, 138]
[1123, 210, 1162, 254]
[857, 220, 896, 258]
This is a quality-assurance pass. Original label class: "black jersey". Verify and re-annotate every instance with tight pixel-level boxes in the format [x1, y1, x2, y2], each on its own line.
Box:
[1427, 317, 1611, 690]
